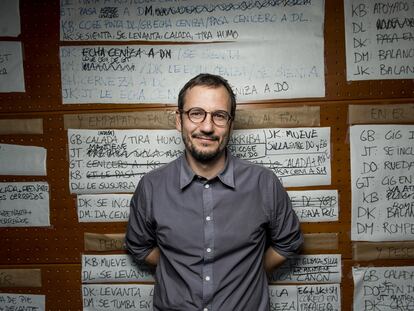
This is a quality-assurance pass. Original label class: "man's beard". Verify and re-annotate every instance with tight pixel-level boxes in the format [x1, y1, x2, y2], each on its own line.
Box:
[184, 133, 227, 163]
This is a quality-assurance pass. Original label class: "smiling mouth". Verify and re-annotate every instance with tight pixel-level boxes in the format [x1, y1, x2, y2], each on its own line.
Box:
[192, 134, 219, 142]
[198, 137, 214, 142]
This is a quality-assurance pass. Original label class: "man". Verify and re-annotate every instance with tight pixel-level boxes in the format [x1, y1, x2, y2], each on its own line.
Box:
[126, 73, 303, 310]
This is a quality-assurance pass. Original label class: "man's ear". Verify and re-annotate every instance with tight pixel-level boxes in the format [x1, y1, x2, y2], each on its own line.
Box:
[175, 110, 182, 132]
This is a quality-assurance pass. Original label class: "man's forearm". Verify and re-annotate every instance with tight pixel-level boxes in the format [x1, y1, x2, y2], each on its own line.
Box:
[264, 247, 286, 274]
[145, 247, 160, 266]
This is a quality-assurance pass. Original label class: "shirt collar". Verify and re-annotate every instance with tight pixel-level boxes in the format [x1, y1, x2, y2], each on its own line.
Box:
[218, 152, 235, 188]
[179, 153, 196, 189]
[179, 151, 235, 189]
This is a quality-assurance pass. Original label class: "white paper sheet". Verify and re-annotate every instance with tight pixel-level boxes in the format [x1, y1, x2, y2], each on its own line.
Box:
[68, 129, 184, 194]
[350, 125, 414, 241]
[60, 0, 324, 42]
[68, 127, 331, 194]
[344, 0, 414, 81]
[77, 194, 132, 222]
[0, 0, 20, 37]
[0, 293, 45, 311]
[269, 254, 342, 284]
[0, 41, 25, 92]
[82, 284, 153, 311]
[353, 266, 414, 311]
[82, 254, 154, 283]
[269, 284, 341, 311]
[288, 190, 338, 222]
[0, 182, 50, 227]
[60, 41, 325, 104]
[0, 143, 46, 176]
[230, 127, 331, 187]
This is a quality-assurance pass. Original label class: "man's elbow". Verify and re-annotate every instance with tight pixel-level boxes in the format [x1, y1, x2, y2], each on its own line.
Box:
[144, 247, 160, 266]
[264, 247, 287, 274]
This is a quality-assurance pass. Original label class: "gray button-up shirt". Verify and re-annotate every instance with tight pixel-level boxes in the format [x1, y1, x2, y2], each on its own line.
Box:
[126, 152, 303, 311]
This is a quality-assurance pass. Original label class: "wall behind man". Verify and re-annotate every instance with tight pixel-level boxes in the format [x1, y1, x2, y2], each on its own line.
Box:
[0, 0, 412, 310]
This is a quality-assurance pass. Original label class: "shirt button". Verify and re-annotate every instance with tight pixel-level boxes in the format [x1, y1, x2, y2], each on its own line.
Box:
[204, 184, 210, 189]
[203, 308, 208, 311]
[206, 248, 212, 253]
[205, 276, 210, 281]
[206, 216, 211, 221]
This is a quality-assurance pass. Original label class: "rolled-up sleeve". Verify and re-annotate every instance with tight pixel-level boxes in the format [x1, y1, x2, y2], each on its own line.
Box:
[125, 178, 156, 263]
[266, 174, 304, 258]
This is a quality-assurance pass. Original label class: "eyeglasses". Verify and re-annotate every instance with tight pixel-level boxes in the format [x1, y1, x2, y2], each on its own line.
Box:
[178, 107, 232, 127]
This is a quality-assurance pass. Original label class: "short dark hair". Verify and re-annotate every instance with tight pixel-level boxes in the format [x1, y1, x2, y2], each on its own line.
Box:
[178, 73, 236, 118]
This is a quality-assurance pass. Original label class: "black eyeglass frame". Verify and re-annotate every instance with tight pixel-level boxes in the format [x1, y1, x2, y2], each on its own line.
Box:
[177, 107, 233, 127]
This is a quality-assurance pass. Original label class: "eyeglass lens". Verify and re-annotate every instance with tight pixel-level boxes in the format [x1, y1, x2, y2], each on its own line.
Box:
[187, 108, 231, 126]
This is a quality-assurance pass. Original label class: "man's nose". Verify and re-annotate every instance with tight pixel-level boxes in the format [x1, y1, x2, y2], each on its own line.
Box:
[199, 114, 215, 132]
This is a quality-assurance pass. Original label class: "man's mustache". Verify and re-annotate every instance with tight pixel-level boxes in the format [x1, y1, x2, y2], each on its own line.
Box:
[191, 133, 219, 141]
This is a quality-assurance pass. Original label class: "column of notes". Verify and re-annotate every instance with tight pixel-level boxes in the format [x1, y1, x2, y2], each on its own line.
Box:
[288, 190, 339, 222]
[351, 125, 414, 241]
[346, 0, 371, 78]
[353, 266, 414, 310]
[77, 194, 132, 222]
[230, 127, 331, 187]
[269, 254, 342, 284]
[352, 126, 380, 239]
[82, 254, 153, 283]
[344, 0, 414, 80]
[82, 284, 153, 311]
[68, 129, 183, 194]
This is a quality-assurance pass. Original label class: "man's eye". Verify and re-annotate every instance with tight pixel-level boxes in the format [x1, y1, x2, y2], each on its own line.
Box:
[214, 112, 228, 120]
[190, 111, 204, 118]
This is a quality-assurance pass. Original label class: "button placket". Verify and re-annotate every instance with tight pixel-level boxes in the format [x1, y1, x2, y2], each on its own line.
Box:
[202, 181, 214, 308]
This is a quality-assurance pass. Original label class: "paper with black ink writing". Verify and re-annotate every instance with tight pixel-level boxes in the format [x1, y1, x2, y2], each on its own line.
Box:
[269, 284, 341, 311]
[60, 0, 324, 43]
[82, 284, 153, 311]
[344, 0, 414, 80]
[0, 182, 50, 227]
[269, 254, 342, 284]
[229, 127, 331, 187]
[77, 194, 132, 222]
[0, 42, 25, 92]
[0, 293, 45, 311]
[82, 254, 154, 283]
[288, 190, 338, 222]
[350, 125, 414, 241]
[60, 41, 324, 104]
[68, 129, 184, 194]
[353, 266, 414, 311]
